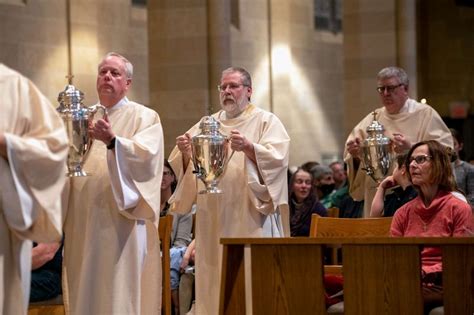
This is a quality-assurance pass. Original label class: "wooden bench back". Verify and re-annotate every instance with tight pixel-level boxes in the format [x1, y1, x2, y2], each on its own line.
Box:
[310, 214, 392, 238]
[159, 214, 173, 315]
[310, 214, 392, 264]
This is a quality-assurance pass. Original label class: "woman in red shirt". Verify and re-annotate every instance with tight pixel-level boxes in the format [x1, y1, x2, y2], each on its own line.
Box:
[391, 140, 473, 313]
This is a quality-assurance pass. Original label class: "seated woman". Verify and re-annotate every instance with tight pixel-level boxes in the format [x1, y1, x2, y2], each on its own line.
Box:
[370, 153, 417, 217]
[390, 140, 473, 314]
[289, 167, 327, 236]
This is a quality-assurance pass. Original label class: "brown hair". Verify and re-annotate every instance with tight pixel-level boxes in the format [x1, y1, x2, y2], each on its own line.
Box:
[289, 167, 318, 203]
[405, 140, 456, 191]
[395, 153, 408, 169]
[164, 159, 177, 192]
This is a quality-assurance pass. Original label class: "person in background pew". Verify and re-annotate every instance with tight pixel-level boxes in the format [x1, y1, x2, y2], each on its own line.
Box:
[179, 239, 196, 315]
[310, 165, 336, 209]
[289, 167, 327, 236]
[328, 161, 350, 213]
[30, 241, 63, 302]
[160, 159, 193, 315]
[450, 128, 474, 209]
[390, 140, 473, 314]
[370, 153, 417, 217]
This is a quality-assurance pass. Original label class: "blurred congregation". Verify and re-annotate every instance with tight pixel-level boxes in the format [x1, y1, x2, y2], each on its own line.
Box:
[1, 1, 474, 315]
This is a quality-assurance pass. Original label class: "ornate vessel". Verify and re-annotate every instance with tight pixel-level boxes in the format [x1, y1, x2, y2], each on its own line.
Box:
[57, 80, 106, 177]
[192, 116, 233, 194]
[362, 111, 393, 183]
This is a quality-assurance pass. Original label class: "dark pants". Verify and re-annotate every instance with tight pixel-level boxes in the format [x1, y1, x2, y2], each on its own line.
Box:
[30, 270, 61, 302]
[422, 272, 443, 315]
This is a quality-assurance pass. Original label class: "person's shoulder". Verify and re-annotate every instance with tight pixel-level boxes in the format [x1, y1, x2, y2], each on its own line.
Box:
[408, 99, 437, 113]
[396, 197, 418, 213]
[0, 63, 14, 76]
[127, 100, 155, 112]
[0, 64, 29, 86]
[126, 100, 160, 117]
[447, 191, 470, 207]
[461, 160, 474, 171]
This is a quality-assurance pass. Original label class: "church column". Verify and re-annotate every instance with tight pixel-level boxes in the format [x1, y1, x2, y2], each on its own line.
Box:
[342, 0, 399, 137]
[148, 0, 231, 155]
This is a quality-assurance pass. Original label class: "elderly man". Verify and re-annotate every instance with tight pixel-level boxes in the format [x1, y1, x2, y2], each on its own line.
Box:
[169, 67, 290, 315]
[0, 64, 68, 314]
[344, 66, 452, 217]
[63, 52, 164, 314]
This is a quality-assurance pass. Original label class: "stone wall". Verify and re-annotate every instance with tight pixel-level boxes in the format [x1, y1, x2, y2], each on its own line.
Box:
[0, 0, 148, 107]
[149, 0, 344, 164]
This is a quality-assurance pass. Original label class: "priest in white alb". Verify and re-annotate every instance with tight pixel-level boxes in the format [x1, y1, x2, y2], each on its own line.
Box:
[0, 64, 68, 315]
[344, 66, 453, 217]
[169, 67, 290, 315]
[62, 53, 164, 314]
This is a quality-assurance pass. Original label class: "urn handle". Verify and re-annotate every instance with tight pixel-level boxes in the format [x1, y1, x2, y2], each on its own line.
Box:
[88, 104, 108, 122]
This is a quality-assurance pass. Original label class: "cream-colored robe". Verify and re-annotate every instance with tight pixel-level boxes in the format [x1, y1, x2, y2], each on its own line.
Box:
[169, 104, 290, 315]
[0, 64, 68, 315]
[344, 98, 453, 217]
[63, 99, 164, 315]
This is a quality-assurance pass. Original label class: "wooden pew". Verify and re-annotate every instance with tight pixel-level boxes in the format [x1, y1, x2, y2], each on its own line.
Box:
[309, 214, 392, 265]
[159, 214, 173, 315]
[219, 237, 474, 315]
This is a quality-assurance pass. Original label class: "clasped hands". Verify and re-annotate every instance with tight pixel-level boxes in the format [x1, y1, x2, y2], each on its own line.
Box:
[88, 115, 115, 147]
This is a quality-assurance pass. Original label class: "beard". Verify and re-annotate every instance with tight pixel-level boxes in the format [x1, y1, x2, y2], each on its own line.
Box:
[220, 94, 248, 117]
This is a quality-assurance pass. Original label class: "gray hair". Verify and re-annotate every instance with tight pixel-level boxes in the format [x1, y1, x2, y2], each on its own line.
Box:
[100, 52, 134, 79]
[310, 165, 333, 180]
[222, 67, 252, 88]
[377, 66, 409, 86]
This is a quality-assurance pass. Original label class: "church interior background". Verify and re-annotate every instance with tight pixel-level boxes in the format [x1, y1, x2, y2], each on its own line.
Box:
[1, 0, 473, 167]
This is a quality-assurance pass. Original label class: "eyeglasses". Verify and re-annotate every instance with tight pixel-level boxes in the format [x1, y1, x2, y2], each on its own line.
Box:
[217, 83, 248, 92]
[409, 154, 432, 165]
[376, 83, 404, 94]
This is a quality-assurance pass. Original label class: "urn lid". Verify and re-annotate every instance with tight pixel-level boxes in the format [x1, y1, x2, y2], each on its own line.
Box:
[199, 116, 221, 133]
[57, 78, 84, 112]
[366, 111, 385, 134]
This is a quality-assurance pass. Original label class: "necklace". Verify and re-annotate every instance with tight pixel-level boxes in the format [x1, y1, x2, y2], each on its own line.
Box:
[414, 211, 437, 232]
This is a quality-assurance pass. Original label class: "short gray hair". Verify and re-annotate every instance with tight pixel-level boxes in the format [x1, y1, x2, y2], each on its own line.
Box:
[310, 165, 333, 180]
[100, 52, 134, 79]
[377, 66, 408, 86]
[221, 67, 252, 88]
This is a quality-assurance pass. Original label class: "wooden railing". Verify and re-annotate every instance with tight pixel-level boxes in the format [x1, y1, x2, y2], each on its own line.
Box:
[219, 237, 474, 315]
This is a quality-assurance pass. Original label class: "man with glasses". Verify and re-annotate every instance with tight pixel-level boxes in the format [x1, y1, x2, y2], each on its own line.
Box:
[168, 67, 290, 315]
[344, 66, 452, 218]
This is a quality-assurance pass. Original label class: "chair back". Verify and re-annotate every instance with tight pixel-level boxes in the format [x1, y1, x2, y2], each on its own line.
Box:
[159, 215, 173, 315]
[310, 214, 392, 238]
[326, 207, 340, 218]
[310, 214, 392, 264]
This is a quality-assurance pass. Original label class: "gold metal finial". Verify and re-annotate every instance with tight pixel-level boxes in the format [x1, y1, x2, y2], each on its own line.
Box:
[371, 111, 377, 121]
[65, 75, 74, 85]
